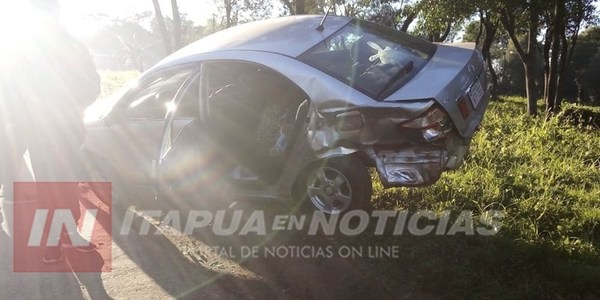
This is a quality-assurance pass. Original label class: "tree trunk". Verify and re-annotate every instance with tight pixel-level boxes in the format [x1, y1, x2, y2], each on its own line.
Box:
[546, 0, 564, 116]
[151, 0, 172, 55]
[543, 27, 552, 101]
[399, 12, 416, 32]
[430, 22, 453, 42]
[527, 4, 539, 116]
[500, 3, 540, 116]
[524, 58, 538, 116]
[555, 32, 569, 110]
[295, 0, 305, 15]
[224, 0, 233, 28]
[171, 0, 182, 50]
[485, 51, 498, 97]
[475, 11, 484, 46]
[439, 21, 452, 42]
[281, 0, 295, 14]
[481, 15, 498, 96]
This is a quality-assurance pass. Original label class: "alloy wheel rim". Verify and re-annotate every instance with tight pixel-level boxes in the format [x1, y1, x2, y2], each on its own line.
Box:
[306, 167, 353, 214]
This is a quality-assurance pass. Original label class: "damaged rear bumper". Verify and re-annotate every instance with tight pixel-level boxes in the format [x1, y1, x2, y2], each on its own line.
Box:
[366, 134, 471, 187]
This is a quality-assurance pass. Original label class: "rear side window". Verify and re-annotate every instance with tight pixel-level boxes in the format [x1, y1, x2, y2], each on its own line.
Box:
[125, 67, 195, 119]
[299, 19, 436, 100]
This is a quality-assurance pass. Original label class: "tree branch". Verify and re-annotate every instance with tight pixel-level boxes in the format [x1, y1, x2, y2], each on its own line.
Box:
[500, 8, 527, 61]
[281, 0, 295, 15]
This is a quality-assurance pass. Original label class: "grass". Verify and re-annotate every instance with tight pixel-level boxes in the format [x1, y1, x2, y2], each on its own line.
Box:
[100, 72, 600, 298]
[373, 96, 600, 249]
[98, 70, 140, 98]
[561, 102, 600, 129]
[364, 96, 600, 299]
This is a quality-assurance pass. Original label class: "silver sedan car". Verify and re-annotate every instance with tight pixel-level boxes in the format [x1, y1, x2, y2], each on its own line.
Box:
[83, 15, 490, 214]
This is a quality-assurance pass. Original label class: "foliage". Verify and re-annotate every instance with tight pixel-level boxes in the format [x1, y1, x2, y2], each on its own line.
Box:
[373, 96, 600, 247]
[85, 13, 205, 71]
[494, 25, 600, 106]
[357, 0, 418, 31]
[216, 0, 274, 28]
[560, 102, 600, 128]
[565, 26, 600, 106]
[412, 0, 473, 42]
[366, 96, 600, 298]
[88, 0, 599, 107]
[86, 13, 160, 71]
[98, 70, 140, 98]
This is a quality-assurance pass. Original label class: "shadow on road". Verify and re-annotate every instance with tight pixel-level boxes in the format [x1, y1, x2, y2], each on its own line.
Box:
[0, 216, 86, 300]
[138, 193, 407, 300]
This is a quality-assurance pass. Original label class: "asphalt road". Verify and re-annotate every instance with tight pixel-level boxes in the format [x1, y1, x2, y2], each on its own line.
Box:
[0, 155, 410, 300]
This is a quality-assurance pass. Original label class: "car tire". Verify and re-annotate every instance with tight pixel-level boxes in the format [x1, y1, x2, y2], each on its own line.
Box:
[295, 156, 372, 215]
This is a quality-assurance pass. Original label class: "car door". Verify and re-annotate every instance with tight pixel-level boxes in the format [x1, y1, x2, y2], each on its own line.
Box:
[157, 63, 235, 198]
[158, 60, 312, 198]
[95, 65, 199, 186]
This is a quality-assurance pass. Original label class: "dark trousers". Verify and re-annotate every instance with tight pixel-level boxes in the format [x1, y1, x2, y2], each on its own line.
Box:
[0, 123, 26, 203]
[26, 127, 85, 220]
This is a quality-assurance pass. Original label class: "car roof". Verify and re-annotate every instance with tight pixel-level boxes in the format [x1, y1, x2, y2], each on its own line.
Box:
[153, 15, 352, 69]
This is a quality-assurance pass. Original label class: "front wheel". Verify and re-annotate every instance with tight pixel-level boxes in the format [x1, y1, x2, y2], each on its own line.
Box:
[296, 156, 372, 215]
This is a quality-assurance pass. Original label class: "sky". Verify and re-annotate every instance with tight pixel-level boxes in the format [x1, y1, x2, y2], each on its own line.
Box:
[0, 0, 218, 38]
[2, 0, 598, 40]
[60, 0, 217, 37]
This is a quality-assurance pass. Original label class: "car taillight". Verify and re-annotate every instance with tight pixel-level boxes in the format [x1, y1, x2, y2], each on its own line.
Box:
[400, 106, 453, 142]
[456, 95, 470, 119]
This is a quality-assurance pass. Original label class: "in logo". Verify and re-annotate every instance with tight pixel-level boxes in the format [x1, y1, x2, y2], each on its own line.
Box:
[12, 182, 112, 272]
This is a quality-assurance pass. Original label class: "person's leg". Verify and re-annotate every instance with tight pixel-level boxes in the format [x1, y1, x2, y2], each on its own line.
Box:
[27, 131, 91, 261]
[0, 124, 27, 229]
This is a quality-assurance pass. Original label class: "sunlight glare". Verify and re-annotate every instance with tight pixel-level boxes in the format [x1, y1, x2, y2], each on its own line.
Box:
[0, 2, 38, 47]
[165, 101, 178, 113]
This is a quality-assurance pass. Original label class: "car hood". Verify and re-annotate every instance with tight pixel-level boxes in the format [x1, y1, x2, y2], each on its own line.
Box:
[384, 43, 488, 137]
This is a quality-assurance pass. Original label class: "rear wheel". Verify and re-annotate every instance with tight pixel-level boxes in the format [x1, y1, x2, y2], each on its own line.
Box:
[296, 156, 372, 214]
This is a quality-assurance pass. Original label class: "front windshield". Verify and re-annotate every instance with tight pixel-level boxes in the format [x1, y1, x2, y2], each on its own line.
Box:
[299, 19, 436, 100]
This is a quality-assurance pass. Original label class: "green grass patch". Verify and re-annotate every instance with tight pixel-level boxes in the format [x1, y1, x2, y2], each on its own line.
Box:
[99, 70, 139, 98]
[560, 102, 600, 129]
[368, 96, 600, 298]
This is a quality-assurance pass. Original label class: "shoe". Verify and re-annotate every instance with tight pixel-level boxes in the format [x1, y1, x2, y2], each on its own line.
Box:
[62, 232, 98, 253]
[42, 248, 62, 264]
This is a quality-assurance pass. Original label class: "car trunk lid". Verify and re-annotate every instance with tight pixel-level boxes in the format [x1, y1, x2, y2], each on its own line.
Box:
[384, 43, 489, 137]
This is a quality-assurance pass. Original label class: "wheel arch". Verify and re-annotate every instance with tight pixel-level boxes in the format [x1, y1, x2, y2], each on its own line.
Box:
[290, 148, 372, 202]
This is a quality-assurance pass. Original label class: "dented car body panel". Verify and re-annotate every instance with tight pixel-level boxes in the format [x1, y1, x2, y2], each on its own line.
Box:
[83, 15, 489, 209]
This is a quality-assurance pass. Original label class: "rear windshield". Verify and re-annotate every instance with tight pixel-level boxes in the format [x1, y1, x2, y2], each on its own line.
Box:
[299, 19, 436, 100]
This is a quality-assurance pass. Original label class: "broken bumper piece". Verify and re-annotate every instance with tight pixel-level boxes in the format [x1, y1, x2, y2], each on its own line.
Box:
[368, 136, 471, 187]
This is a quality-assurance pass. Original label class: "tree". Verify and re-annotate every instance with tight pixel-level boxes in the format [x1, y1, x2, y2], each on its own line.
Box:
[333, 0, 368, 18]
[296, 0, 306, 14]
[412, 0, 473, 42]
[499, 0, 544, 116]
[569, 26, 600, 105]
[151, 0, 172, 54]
[215, 0, 273, 28]
[280, 0, 328, 15]
[223, 0, 237, 28]
[362, 0, 418, 31]
[87, 13, 162, 71]
[463, 3, 503, 97]
[238, 0, 273, 23]
[542, 0, 596, 115]
[171, 0, 182, 50]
